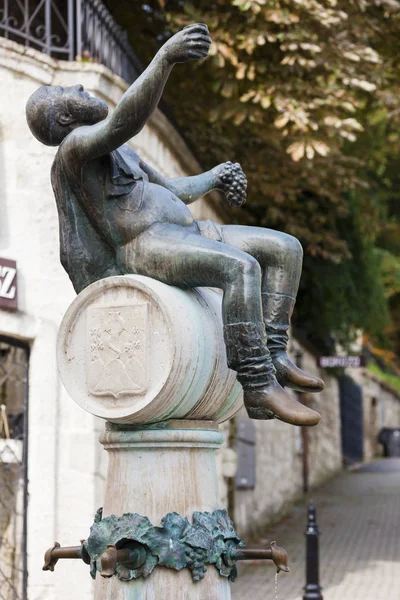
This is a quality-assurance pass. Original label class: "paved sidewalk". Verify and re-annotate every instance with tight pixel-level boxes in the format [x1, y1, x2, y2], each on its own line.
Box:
[231, 458, 400, 600]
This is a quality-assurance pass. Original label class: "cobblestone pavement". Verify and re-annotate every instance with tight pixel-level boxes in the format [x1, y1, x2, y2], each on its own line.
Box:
[231, 458, 400, 600]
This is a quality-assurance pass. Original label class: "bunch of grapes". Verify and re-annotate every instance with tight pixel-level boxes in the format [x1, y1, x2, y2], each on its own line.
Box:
[219, 162, 247, 208]
[185, 547, 208, 582]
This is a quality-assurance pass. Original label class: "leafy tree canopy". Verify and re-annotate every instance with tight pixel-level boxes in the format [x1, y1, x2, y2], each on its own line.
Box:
[106, 0, 400, 353]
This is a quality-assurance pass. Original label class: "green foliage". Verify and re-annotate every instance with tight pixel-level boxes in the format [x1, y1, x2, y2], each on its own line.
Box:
[368, 361, 400, 393]
[377, 249, 400, 299]
[105, 0, 400, 351]
[387, 294, 400, 356]
[296, 208, 390, 351]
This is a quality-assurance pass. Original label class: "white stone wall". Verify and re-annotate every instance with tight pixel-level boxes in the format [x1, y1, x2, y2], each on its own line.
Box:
[234, 413, 303, 536]
[232, 338, 342, 536]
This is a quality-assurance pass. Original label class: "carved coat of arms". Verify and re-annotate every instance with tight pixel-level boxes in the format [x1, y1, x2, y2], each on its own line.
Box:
[87, 304, 148, 398]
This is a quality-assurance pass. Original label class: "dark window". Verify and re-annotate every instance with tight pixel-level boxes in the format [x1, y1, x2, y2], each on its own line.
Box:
[235, 418, 256, 489]
[0, 336, 29, 600]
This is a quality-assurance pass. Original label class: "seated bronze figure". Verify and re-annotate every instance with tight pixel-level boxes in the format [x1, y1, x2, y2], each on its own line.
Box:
[26, 24, 323, 426]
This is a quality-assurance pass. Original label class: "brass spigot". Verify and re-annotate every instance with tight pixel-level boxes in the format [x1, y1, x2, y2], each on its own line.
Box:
[99, 545, 118, 577]
[43, 541, 90, 571]
[99, 542, 147, 577]
[224, 541, 290, 573]
[43, 540, 147, 578]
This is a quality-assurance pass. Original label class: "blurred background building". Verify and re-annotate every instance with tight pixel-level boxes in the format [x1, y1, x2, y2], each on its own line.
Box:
[0, 2, 399, 600]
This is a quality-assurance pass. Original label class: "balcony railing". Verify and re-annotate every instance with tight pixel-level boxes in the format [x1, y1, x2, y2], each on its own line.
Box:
[0, 0, 141, 83]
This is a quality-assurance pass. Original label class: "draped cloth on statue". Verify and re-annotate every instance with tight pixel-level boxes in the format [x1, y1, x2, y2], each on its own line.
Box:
[51, 145, 147, 293]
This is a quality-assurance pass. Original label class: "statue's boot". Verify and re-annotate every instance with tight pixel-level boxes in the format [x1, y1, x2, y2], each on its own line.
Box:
[224, 322, 320, 426]
[262, 292, 324, 393]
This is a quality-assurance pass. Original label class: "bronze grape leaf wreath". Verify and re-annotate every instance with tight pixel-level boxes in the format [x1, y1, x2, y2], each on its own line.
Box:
[85, 508, 243, 582]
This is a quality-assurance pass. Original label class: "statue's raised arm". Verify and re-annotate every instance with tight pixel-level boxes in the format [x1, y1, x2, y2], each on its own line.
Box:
[26, 24, 211, 158]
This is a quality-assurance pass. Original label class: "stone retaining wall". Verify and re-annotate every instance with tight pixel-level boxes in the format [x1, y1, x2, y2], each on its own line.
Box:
[350, 368, 400, 462]
[230, 337, 342, 537]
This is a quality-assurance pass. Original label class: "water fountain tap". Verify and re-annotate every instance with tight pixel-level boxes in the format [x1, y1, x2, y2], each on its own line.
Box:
[99, 542, 147, 577]
[225, 541, 290, 573]
[42, 542, 90, 571]
[43, 539, 147, 578]
[43, 536, 289, 581]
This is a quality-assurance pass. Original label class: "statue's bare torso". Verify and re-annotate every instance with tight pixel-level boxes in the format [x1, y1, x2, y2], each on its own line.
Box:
[59, 144, 195, 247]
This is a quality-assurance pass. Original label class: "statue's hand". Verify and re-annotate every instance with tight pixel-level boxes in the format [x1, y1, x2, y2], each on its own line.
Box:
[213, 162, 247, 207]
[163, 24, 211, 64]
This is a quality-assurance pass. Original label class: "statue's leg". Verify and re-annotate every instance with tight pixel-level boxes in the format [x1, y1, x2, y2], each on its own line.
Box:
[220, 225, 324, 393]
[127, 223, 320, 426]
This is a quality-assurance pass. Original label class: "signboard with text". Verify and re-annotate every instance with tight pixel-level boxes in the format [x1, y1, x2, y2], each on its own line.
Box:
[318, 355, 366, 369]
[0, 258, 18, 311]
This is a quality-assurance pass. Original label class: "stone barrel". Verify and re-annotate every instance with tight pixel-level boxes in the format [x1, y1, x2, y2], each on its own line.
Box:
[57, 275, 242, 425]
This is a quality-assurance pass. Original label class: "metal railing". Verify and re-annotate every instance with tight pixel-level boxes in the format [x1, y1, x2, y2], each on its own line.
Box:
[0, 0, 141, 82]
[78, 0, 141, 83]
[0, 0, 74, 59]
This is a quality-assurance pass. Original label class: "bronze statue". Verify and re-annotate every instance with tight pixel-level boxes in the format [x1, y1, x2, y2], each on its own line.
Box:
[26, 24, 324, 426]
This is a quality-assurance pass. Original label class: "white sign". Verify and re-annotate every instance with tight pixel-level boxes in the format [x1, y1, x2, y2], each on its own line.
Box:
[318, 356, 365, 368]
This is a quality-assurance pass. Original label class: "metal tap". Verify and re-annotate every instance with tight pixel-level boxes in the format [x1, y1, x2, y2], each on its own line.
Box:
[43, 542, 90, 571]
[225, 541, 290, 573]
[43, 540, 147, 577]
[43, 539, 289, 578]
[98, 542, 147, 577]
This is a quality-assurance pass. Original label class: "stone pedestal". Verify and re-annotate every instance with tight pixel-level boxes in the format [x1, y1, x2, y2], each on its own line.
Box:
[57, 275, 243, 599]
[96, 421, 230, 600]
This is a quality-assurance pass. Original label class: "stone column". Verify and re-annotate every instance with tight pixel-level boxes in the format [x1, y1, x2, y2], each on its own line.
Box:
[57, 275, 243, 599]
[97, 421, 229, 600]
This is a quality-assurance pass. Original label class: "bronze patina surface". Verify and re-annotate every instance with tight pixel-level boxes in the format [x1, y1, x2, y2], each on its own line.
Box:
[26, 23, 324, 426]
[42, 508, 289, 583]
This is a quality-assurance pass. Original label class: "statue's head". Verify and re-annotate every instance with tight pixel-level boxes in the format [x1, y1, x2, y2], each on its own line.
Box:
[26, 84, 109, 146]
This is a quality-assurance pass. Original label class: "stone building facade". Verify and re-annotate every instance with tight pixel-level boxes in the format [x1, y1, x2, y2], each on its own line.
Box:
[225, 338, 343, 536]
[351, 369, 400, 462]
[1, 32, 400, 600]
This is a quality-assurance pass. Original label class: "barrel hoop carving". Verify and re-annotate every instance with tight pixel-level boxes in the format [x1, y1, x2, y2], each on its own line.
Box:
[57, 275, 242, 424]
